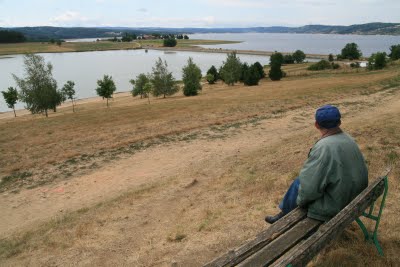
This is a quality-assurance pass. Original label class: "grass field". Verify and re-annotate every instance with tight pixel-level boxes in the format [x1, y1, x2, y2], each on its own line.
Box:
[0, 61, 399, 266]
[0, 39, 239, 56]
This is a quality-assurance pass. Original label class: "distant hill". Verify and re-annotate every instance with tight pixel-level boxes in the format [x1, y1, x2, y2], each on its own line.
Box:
[2, 23, 400, 40]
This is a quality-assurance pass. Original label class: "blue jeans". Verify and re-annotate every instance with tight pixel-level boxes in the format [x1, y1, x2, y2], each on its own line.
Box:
[279, 177, 300, 214]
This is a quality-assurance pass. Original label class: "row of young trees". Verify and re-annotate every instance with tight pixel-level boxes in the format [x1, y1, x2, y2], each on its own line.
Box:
[1, 51, 293, 117]
[1, 54, 77, 117]
[333, 42, 400, 62]
[130, 57, 198, 100]
[308, 42, 400, 71]
[5, 42, 398, 117]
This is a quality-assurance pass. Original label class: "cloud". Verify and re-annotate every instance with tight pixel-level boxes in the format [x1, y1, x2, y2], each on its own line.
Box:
[137, 8, 148, 12]
[50, 11, 91, 26]
[205, 0, 270, 8]
[205, 0, 339, 9]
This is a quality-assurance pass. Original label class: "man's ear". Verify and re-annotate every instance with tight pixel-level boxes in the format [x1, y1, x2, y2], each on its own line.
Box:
[315, 121, 321, 129]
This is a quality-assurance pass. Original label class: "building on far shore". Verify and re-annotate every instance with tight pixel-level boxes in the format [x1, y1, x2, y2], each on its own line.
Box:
[142, 35, 156, 40]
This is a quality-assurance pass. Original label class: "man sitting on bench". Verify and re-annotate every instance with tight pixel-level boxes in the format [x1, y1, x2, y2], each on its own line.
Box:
[265, 105, 368, 224]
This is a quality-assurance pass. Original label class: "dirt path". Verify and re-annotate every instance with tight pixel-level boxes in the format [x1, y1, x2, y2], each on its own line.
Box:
[0, 88, 399, 238]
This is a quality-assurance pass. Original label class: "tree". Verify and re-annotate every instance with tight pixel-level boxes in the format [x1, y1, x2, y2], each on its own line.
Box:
[220, 51, 242, 86]
[163, 38, 177, 47]
[1, 87, 18, 117]
[270, 52, 284, 66]
[293, 50, 306, 63]
[283, 54, 295, 64]
[61, 81, 76, 112]
[182, 57, 202, 96]
[0, 30, 26, 43]
[206, 65, 219, 84]
[50, 89, 66, 112]
[151, 57, 179, 98]
[143, 83, 152, 104]
[328, 54, 334, 62]
[13, 54, 60, 117]
[121, 32, 137, 42]
[130, 73, 150, 98]
[243, 64, 261, 86]
[269, 63, 283, 81]
[253, 62, 266, 78]
[389, 44, 400, 60]
[96, 75, 116, 107]
[268, 52, 284, 81]
[240, 63, 249, 82]
[184, 35, 189, 40]
[341, 43, 362, 60]
[368, 52, 387, 70]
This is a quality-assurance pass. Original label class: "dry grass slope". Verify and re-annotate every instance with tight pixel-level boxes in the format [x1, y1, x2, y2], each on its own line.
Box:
[0, 61, 399, 266]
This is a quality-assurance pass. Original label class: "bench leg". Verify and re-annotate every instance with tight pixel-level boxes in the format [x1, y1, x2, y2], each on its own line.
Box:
[355, 176, 388, 256]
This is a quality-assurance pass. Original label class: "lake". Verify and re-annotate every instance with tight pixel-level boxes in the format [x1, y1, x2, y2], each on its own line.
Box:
[189, 33, 400, 56]
[0, 49, 269, 112]
[2, 33, 399, 113]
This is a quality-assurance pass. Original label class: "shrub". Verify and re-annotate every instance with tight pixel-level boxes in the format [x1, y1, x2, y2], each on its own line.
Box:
[368, 52, 387, 70]
[350, 62, 360, 68]
[331, 63, 340, 69]
[328, 54, 334, 62]
[206, 65, 218, 83]
[253, 62, 266, 78]
[163, 38, 177, 47]
[268, 52, 284, 81]
[293, 50, 306, 63]
[243, 64, 261, 86]
[341, 43, 362, 60]
[240, 63, 249, 82]
[206, 73, 215, 84]
[307, 60, 332, 71]
[389, 44, 400, 60]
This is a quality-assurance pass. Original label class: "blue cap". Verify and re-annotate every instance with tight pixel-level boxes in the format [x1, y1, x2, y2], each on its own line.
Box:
[315, 105, 341, 129]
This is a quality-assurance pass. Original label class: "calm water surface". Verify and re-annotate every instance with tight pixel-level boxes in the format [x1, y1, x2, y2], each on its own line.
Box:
[189, 33, 400, 56]
[3, 33, 399, 112]
[0, 49, 269, 112]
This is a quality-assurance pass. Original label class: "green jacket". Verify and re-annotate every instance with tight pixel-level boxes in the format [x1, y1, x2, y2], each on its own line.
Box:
[296, 132, 368, 221]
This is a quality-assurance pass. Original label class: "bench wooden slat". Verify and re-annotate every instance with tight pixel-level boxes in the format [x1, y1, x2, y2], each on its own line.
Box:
[203, 208, 307, 267]
[271, 175, 386, 267]
[237, 218, 322, 267]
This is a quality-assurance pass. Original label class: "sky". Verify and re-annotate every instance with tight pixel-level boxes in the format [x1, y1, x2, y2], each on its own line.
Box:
[0, 0, 399, 28]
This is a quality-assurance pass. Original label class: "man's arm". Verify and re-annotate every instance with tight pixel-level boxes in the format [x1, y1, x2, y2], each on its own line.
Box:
[296, 146, 330, 207]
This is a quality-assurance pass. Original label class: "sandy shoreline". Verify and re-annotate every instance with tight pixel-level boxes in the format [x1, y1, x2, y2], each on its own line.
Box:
[0, 91, 132, 119]
[143, 46, 328, 59]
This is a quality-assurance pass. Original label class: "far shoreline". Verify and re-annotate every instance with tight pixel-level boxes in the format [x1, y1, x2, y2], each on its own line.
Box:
[142, 46, 328, 59]
[0, 39, 329, 59]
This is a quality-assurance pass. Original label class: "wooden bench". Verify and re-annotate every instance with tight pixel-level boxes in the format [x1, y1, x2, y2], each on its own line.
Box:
[204, 169, 391, 267]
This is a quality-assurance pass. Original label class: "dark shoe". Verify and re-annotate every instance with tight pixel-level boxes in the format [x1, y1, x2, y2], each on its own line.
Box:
[265, 212, 284, 224]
